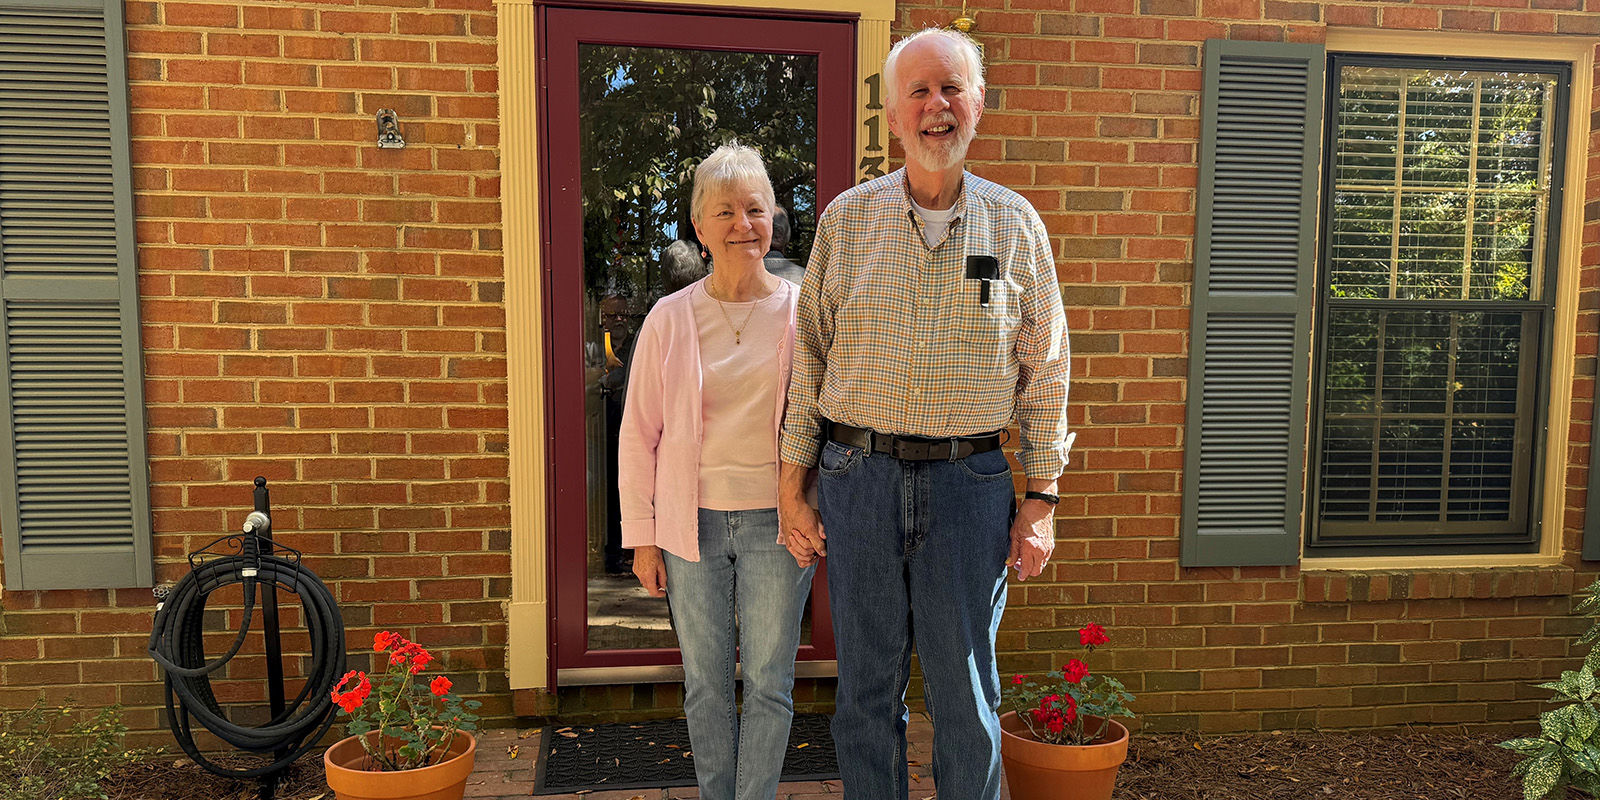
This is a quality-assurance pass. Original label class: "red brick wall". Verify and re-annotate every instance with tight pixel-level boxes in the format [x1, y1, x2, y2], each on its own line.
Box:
[0, 0, 510, 748]
[2, 0, 1599, 743]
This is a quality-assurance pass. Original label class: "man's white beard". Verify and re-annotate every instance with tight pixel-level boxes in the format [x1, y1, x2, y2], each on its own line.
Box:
[905, 116, 976, 173]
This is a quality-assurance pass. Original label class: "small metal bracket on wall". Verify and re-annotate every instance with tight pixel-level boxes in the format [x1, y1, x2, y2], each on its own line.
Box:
[376, 108, 406, 149]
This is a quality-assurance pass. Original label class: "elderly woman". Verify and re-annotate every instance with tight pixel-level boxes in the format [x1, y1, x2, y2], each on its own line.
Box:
[618, 143, 815, 800]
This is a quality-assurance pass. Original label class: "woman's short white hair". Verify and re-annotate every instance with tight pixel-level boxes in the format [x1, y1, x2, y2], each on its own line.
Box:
[690, 143, 776, 223]
[882, 28, 985, 98]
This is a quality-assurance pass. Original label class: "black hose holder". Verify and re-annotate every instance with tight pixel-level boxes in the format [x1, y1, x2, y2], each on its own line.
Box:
[149, 478, 346, 800]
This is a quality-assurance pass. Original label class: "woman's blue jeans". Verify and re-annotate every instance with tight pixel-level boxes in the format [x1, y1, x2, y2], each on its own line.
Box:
[663, 507, 816, 800]
[818, 440, 1014, 800]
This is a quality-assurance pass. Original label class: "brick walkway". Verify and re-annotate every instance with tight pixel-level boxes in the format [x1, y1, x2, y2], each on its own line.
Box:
[465, 711, 1013, 799]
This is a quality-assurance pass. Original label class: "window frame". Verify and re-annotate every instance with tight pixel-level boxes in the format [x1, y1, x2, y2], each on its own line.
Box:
[1304, 52, 1572, 558]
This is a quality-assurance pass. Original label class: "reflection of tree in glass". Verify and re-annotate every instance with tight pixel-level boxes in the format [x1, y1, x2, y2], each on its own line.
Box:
[1328, 68, 1553, 303]
[577, 46, 820, 304]
[1318, 308, 1526, 527]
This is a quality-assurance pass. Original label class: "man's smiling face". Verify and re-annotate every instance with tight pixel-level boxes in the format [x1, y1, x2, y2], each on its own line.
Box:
[886, 35, 984, 176]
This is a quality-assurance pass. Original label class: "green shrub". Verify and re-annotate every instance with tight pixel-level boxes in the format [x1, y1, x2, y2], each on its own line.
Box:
[1500, 577, 1600, 800]
[0, 700, 148, 800]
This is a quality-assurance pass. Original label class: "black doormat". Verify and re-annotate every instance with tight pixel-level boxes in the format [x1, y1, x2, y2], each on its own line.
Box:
[532, 713, 839, 794]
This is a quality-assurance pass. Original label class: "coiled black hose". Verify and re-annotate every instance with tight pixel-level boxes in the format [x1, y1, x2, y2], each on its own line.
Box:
[147, 550, 345, 779]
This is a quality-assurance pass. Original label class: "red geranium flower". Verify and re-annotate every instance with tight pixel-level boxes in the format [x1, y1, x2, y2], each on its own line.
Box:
[1078, 623, 1109, 647]
[430, 676, 452, 697]
[374, 631, 401, 652]
[409, 649, 433, 674]
[1063, 658, 1089, 684]
[330, 670, 371, 713]
[1012, 675, 1026, 685]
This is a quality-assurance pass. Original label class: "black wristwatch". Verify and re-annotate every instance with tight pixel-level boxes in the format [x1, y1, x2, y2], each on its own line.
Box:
[1023, 490, 1060, 506]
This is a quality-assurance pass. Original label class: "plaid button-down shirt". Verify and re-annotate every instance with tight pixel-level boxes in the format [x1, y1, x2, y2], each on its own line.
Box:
[779, 169, 1073, 480]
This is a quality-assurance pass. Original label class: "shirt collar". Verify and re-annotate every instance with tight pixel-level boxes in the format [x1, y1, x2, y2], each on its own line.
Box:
[895, 168, 971, 228]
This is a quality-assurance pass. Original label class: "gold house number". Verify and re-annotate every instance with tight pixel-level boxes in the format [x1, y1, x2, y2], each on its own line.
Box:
[858, 72, 885, 183]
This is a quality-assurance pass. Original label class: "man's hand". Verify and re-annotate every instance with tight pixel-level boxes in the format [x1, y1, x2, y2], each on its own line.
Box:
[1007, 482, 1058, 581]
[779, 461, 825, 568]
[632, 546, 668, 597]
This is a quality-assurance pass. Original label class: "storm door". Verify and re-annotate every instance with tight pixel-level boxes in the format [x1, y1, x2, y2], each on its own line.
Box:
[543, 6, 853, 676]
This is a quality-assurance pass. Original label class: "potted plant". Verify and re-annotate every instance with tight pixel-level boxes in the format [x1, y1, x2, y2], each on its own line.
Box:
[1000, 623, 1136, 800]
[323, 631, 483, 800]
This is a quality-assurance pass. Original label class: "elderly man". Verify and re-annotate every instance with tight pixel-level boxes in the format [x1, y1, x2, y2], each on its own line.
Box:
[777, 28, 1071, 800]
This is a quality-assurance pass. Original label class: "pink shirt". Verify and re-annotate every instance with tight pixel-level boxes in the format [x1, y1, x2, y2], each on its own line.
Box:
[617, 278, 797, 561]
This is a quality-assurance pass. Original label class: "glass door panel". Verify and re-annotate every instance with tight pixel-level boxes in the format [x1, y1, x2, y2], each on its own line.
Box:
[580, 44, 819, 654]
[545, 7, 853, 672]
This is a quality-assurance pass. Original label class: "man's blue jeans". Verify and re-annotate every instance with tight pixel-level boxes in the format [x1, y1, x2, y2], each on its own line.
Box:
[663, 507, 817, 800]
[818, 440, 1013, 800]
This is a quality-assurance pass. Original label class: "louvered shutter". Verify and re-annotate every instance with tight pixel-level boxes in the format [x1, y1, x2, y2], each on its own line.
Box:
[1180, 40, 1325, 567]
[0, 0, 151, 589]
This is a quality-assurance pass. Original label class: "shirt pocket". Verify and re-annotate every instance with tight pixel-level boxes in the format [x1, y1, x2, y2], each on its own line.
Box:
[955, 277, 1022, 346]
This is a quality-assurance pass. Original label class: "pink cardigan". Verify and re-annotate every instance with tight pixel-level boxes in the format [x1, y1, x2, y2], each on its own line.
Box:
[617, 280, 797, 562]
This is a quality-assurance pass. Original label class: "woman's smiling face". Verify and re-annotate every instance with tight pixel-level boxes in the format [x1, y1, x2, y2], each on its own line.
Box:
[693, 185, 773, 270]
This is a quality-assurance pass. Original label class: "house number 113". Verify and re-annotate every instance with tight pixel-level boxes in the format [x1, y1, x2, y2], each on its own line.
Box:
[858, 72, 885, 183]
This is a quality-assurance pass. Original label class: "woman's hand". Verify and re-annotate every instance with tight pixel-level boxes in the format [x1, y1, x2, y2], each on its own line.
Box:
[632, 546, 668, 597]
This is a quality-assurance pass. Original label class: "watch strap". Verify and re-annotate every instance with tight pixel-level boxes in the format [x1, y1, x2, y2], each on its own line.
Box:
[1024, 490, 1060, 505]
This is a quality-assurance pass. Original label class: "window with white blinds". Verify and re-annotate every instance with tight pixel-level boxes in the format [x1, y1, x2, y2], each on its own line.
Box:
[1310, 57, 1567, 551]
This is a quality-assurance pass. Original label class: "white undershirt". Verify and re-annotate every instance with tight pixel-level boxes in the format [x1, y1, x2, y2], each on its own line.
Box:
[691, 279, 790, 511]
[910, 197, 957, 248]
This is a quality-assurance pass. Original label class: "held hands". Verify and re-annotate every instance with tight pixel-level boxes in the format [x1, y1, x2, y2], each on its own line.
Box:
[780, 491, 826, 569]
[1007, 498, 1055, 581]
[779, 462, 825, 569]
[632, 546, 668, 597]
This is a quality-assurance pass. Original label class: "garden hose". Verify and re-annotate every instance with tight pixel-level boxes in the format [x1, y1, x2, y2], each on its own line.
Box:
[147, 545, 346, 779]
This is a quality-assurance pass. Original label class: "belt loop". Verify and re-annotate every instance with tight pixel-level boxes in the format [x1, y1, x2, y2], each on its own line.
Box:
[947, 437, 960, 462]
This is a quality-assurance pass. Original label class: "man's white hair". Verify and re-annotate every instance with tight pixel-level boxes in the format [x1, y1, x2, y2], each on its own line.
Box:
[882, 28, 985, 98]
[690, 142, 776, 224]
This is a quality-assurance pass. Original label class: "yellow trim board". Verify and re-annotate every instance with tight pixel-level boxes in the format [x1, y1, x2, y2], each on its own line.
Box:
[1323, 28, 1598, 566]
[496, 0, 550, 691]
[1307, 554, 1563, 572]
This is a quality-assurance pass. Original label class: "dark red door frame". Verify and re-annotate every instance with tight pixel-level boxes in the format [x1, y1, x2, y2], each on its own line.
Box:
[539, 5, 854, 675]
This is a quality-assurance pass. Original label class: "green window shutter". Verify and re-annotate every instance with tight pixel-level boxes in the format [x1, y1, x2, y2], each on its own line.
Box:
[1180, 40, 1325, 567]
[0, 0, 152, 589]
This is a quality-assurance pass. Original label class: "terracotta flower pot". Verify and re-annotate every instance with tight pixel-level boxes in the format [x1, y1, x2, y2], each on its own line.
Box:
[323, 729, 477, 800]
[999, 712, 1129, 800]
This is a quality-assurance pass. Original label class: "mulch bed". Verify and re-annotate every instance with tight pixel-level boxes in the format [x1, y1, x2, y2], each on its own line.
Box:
[1114, 729, 1578, 799]
[100, 729, 1574, 800]
[102, 755, 331, 800]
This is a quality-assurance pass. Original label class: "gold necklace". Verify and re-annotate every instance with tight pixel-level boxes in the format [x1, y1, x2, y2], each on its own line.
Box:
[713, 291, 761, 347]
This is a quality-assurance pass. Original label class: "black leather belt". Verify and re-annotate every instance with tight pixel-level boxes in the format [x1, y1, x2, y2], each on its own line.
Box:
[828, 421, 1002, 462]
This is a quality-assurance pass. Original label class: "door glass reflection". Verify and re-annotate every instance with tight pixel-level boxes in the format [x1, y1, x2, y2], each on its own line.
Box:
[580, 45, 820, 651]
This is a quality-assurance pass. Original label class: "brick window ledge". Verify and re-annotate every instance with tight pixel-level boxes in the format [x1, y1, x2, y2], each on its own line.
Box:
[1301, 565, 1576, 603]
